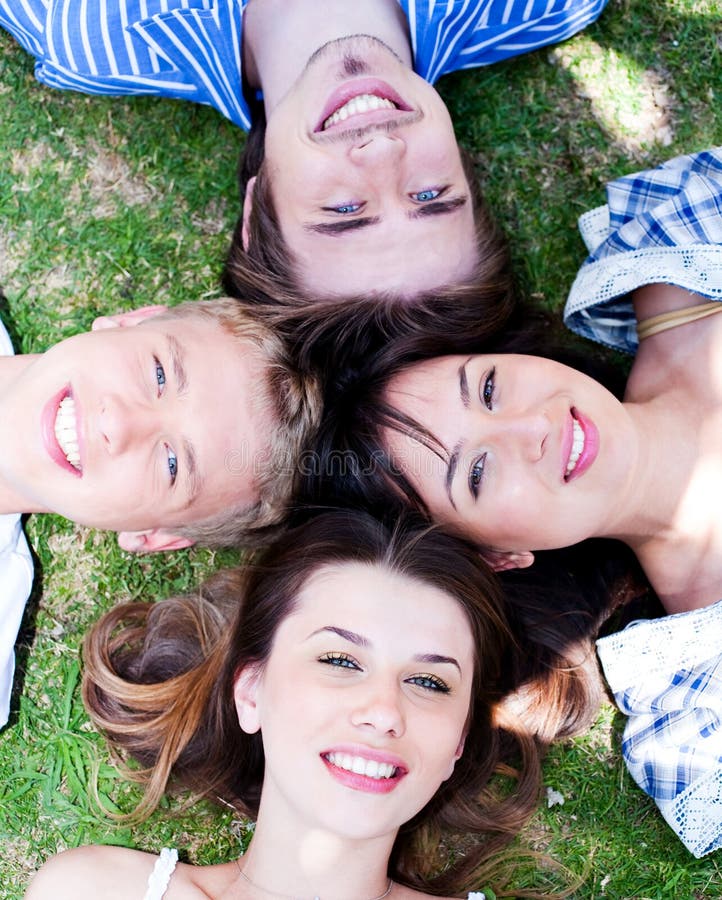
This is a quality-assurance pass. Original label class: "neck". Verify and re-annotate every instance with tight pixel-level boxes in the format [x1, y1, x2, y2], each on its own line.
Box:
[601, 398, 688, 546]
[243, 0, 413, 112]
[237, 791, 397, 900]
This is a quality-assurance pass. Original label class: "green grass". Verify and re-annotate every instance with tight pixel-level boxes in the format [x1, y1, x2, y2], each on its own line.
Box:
[2, 2, 722, 897]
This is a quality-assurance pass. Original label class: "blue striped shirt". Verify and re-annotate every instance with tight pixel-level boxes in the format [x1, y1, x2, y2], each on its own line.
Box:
[1, 0, 609, 129]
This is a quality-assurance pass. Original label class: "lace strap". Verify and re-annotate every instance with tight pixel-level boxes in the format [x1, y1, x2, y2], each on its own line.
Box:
[143, 849, 179, 900]
[637, 301, 722, 340]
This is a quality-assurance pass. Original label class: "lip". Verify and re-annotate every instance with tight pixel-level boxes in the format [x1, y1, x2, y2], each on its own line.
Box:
[315, 78, 413, 133]
[41, 384, 83, 478]
[564, 408, 599, 482]
[321, 743, 408, 795]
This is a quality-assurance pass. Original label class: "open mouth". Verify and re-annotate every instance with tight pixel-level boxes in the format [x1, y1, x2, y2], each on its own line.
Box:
[322, 93, 397, 130]
[565, 415, 585, 479]
[563, 408, 599, 482]
[323, 751, 398, 780]
[53, 391, 82, 473]
[315, 79, 413, 133]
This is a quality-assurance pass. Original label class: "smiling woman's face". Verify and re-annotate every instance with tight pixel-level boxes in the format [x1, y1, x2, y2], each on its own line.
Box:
[234, 561, 474, 841]
[383, 354, 637, 559]
[261, 36, 478, 297]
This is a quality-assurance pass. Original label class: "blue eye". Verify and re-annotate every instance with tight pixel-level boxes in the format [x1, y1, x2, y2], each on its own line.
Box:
[411, 188, 441, 202]
[319, 652, 360, 670]
[406, 673, 450, 693]
[166, 444, 178, 486]
[482, 367, 495, 410]
[154, 358, 166, 395]
[469, 453, 487, 497]
[324, 202, 362, 215]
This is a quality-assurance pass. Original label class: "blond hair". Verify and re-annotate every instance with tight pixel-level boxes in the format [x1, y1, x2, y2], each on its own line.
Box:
[157, 299, 321, 547]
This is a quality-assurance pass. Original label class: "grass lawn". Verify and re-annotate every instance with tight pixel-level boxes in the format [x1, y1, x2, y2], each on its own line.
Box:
[1, 1, 722, 897]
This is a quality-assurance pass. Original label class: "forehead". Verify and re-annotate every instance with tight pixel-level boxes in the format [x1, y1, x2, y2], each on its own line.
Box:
[295, 208, 477, 296]
[284, 561, 473, 653]
[387, 355, 464, 424]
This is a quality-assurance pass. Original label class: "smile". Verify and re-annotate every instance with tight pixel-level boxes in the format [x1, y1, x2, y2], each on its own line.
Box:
[564, 408, 599, 482]
[315, 78, 413, 133]
[55, 395, 81, 471]
[42, 386, 83, 477]
[565, 417, 585, 478]
[323, 751, 397, 780]
[322, 93, 396, 129]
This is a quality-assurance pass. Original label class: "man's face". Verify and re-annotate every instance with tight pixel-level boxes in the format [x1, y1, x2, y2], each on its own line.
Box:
[261, 37, 478, 297]
[1, 313, 270, 539]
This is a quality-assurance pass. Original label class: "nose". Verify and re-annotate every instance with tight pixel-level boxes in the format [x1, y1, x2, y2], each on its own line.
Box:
[488, 410, 549, 461]
[350, 678, 405, 738]
[348, 132, 405, 167]
[99, 394, 151, 454]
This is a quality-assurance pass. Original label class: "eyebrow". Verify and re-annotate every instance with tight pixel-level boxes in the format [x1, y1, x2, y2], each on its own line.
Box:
[308, 628, 460, 672]
[308, 626, 370, 645]
[408, 196, 468, 219]
[303, 196, 467, 237]
[444, 358, 473, 508]
[182, 437, 203, 508]
[304, 217, 380, 236]
[167, 335, 189, 395]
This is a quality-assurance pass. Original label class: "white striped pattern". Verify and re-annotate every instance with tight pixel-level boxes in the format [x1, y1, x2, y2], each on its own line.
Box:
[0, 0, 608, 129]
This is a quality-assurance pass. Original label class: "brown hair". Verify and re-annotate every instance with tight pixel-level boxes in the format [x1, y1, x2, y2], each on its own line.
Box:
[83, 510, 571, 896]
[221, 146, 517, 371]
[153, 299, 322, 546]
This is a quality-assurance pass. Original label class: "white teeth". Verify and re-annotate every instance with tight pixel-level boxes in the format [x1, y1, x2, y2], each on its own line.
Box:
[323, 94, 396, 129]
[565, 418, 585, 477]
[325, 752, 396, 779]
[54, 395, 81, 470]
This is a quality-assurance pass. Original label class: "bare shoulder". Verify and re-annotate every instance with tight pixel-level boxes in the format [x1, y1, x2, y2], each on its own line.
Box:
[25, 845, 163, 900]
[391, 885, 470, 900]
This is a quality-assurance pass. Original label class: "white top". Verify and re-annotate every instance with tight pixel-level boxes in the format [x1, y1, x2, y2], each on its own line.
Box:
[597, 600, 722, 857]
[143, 849, 178, 900]
[143, 851, 487, 899]
[0, 319, 34, 728]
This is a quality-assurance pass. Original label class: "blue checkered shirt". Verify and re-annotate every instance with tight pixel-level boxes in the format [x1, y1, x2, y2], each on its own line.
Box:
[1, 0, 608, 128]
[597, 600, 722, 857]
[564, 147, 722, 353]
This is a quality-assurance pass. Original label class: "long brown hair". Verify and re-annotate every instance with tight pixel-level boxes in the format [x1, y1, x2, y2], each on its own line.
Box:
[83, 510, 563, 895]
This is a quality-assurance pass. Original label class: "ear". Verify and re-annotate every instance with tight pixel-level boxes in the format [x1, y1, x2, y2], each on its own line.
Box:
[442, 733, 466, 781]
[481, 549, 535, 572]
[117, 529, 195, 554]
[91, 305, 168, 331]
[241, 176, 257, 250]
[233, 665, 263, 734]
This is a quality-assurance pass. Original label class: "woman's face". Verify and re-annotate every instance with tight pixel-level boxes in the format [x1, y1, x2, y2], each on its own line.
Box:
[235, 561, 475, 841]
[383, 354, 637, 559]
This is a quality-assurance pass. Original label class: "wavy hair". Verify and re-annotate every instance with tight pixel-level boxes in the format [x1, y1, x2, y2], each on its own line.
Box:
[83, 510, 577, 896]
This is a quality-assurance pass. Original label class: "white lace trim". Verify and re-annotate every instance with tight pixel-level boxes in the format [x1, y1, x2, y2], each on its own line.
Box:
[597, 599, 722, 693]
[565, 243, 722, 322]
[143, 848, 178, 900]
[661, 766, 722, 858]
[577, 203, 611, 253]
